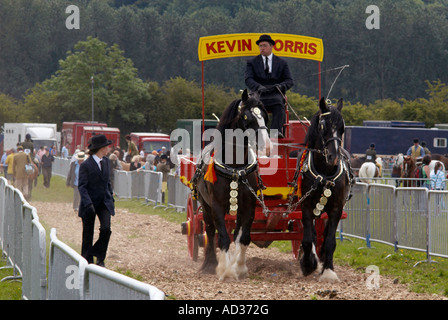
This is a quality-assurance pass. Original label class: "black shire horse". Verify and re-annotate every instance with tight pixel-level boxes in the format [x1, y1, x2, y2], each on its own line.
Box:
[193, 89, 270, 280]
[299, 97, 352, 281]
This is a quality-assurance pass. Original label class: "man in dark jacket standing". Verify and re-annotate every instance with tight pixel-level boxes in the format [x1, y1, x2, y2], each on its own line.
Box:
[41, 147, 54, 188]
[245, 34, 294, 138]
[78, 135, 114, 267]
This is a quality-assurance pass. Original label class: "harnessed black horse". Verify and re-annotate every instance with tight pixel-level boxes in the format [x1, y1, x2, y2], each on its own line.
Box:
[297, 97, 352, 281]
[192, 89, 270, 280]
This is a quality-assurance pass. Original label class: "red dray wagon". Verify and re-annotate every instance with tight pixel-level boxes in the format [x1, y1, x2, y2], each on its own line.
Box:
[180, 33, 346, 262]
[180, 120, 347, 261]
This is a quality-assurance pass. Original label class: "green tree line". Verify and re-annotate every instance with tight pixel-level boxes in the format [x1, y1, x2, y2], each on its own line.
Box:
[2, 37, 448, 136]
[1, 0, 448, 102]
[1, 0, 448, 141]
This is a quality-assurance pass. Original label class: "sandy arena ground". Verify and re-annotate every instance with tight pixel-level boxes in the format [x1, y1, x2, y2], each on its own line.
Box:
[32, 201, 446, 300]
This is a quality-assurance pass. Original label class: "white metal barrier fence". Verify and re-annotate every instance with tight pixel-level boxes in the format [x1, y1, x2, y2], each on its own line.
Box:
[21, 203, 47, 300]
[113, 170, 167, 207]
[48, 228, 165, 300]
[167, 173, 191, 212]
[83, 263, 165, 300]
[52, 157, 71, 177]
[0, 176, 165, 300]
[0, 181, 25, 284]
[1, 177, 48, 299]
[342, 182, 448, 261]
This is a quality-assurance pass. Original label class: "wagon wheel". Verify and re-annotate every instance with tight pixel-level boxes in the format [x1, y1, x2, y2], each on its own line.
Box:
[186, 193, 199, 261]
[289, 219, 303, 260]
[292, 240, 300, 260]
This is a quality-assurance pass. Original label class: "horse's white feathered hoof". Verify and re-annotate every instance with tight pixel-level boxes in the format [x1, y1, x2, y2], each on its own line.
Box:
[233, 263, 248, 280]
[216, 250, 237, 281]
[319, 269, 340, 282]
[316, 262, 323, 274]
[232, 244, 248, 280]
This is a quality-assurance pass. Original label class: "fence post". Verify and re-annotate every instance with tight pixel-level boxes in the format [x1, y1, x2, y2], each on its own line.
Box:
[365, 184, 371, 249]
[413, 189, 433, 267]
[394, 187, 399, 252]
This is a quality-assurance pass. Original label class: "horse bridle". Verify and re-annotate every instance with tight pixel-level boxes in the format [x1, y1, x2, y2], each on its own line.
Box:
[238, 103, 268, 131]
[236, 104, 269, 152]
[318, 112, 343, 163]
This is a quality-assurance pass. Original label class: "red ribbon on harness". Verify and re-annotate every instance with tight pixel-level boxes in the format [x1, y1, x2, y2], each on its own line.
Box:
[297, 147, 308, 198]
[204, 152, 217, 184]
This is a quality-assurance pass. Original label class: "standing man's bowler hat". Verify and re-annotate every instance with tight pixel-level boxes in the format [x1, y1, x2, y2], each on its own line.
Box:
[256, 34, 276, 46]
[88, 135, 112, 151]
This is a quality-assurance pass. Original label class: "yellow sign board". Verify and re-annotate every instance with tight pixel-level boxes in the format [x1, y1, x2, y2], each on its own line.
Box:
[198, 33, 323, 62]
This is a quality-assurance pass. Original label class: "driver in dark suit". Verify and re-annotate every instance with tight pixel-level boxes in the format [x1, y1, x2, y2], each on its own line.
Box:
[245, 34, 294, 138]
[78, 134, 114, 267]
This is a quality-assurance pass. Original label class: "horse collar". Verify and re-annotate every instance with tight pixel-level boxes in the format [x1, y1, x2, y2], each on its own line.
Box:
[300, 151, 346, 217]
[213, 148, 258, 216]
[302, 150, 345, 186]
[213, 148, 258, 181]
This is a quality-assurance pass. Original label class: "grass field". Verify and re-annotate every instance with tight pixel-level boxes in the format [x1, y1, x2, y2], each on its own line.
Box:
[0, 259, 22, 300]
[1, 175, 447, 299]
[266, 236, 448, 297]
[333, 238, 448, 296]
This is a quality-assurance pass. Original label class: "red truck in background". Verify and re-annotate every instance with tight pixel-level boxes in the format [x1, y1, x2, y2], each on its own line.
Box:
[62, 122, 120, 155]
[130, 132, 170, 156]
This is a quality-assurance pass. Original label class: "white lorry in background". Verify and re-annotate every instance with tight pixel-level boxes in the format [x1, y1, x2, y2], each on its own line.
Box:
[3, 123, 58, 152]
